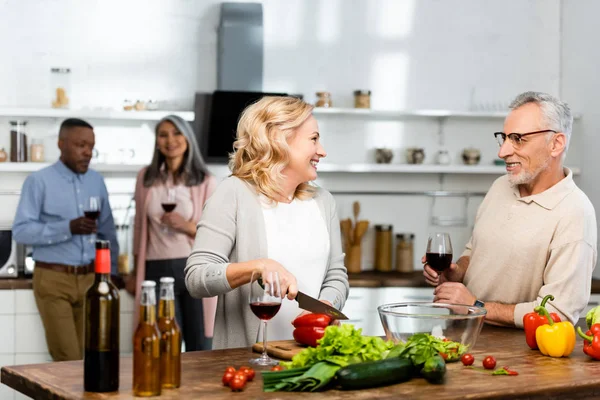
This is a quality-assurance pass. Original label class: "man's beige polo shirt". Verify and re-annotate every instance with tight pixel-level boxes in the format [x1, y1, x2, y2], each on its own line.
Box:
[462, 168, 597, 327]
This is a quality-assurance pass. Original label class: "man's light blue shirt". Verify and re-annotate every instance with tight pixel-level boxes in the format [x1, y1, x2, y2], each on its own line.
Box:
[12, 160, 119, 274]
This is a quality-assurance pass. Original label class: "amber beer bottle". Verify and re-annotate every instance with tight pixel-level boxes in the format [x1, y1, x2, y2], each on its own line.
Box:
[133, 281, 161, 397]
[84, 240, 120, 392]
[158, 277, 181, 388]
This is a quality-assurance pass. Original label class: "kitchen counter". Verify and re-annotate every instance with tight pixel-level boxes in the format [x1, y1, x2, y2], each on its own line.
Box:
[4, 273, 600, 292]
[2, 322, 600, 399]
[0, 278, 34, 290]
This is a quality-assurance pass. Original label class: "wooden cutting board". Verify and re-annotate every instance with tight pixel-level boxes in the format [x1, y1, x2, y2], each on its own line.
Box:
[251, 340, 306, 360]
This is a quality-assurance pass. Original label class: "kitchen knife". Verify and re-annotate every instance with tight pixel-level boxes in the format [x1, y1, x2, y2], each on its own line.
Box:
[295, 291, 348, 320]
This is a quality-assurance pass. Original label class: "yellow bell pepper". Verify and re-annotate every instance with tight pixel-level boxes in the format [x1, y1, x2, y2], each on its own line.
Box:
[534, 306, 575, 357]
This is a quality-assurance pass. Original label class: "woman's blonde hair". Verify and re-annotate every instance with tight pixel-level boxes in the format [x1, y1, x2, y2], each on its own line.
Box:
[229, 96, 317, 201]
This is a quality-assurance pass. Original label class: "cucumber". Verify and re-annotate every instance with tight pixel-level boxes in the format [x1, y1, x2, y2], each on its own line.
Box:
[336, 357, 414, 390]
[420, 354, 446, 384]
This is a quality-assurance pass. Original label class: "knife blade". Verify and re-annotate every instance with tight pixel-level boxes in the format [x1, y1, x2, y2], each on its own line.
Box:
[295, 291, 348, 320]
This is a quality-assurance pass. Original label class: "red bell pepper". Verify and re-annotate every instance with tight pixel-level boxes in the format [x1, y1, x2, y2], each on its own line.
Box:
[293, 326, 325, 347]
[292, 313, 331, 328]
[522, 294, 561, 350]
[577, 324, 600, 360]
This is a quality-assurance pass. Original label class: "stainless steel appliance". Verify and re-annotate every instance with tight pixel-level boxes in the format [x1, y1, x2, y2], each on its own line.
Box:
[0, 224, 19, 278]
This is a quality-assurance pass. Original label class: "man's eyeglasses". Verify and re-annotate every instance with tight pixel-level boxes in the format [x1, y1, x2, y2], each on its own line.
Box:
[493, 130, 557, 148]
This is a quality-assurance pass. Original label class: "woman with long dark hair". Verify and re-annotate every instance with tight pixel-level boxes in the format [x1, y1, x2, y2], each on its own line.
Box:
[129, 115, 217, 351]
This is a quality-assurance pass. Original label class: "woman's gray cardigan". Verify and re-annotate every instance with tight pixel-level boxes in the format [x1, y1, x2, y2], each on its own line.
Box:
[185, 176, 349, 349]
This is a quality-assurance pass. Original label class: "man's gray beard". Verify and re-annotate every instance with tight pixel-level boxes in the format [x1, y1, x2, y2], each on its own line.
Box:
[507, 157, 551, 187]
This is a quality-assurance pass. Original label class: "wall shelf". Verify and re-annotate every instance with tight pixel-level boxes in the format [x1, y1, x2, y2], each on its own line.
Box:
[312, 107, 582, 120]
[0, 162, 581, 176]
[0, 107, 194, 122]
[0, 106, 582, 123]
[0, 162, 145, 173]
[316, 163, 582, 175]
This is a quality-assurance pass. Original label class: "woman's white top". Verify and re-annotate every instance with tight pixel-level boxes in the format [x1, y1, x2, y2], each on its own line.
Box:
[260, 196, 330, 341]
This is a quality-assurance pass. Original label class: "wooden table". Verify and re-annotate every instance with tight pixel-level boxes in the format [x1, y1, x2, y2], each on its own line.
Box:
[3, 323, 600, 399]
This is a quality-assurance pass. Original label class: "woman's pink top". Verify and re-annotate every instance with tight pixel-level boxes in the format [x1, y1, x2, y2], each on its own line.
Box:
[146, 181, 194, 260]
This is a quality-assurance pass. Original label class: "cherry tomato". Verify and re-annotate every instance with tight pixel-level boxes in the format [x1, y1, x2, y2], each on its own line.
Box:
[439, 352, 448, 360]
[224, 366, 236, 374]
[229, 376, 246, 391]
[483, 355, 496, 370]
[239, 366, 255, 381]
[233, 372, 247, 384]
[270, 365, 284, 371]
[222, 371, 235, 386]
[461, 353, 474, 366]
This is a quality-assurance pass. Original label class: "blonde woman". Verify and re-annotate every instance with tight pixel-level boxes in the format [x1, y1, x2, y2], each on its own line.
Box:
[185, 96, 349, 349]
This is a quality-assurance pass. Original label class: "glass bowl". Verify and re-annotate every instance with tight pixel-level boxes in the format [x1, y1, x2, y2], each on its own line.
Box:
[378, 302, 486, 354]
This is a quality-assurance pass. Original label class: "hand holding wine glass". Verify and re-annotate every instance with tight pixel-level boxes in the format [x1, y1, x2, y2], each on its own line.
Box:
[84, 196, 101, 243]
[161, 188, 176, 234]
[249, 270, 282, 366]
[423, 232, 454, 287]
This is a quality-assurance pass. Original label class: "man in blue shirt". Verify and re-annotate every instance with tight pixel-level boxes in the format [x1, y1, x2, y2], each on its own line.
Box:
[12, 118, 119, 361]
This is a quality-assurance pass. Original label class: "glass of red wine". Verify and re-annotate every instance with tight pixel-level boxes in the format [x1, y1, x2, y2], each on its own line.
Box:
[249, 270, 282, 366]
[426, 232, 453, 274]
[84, 196, 100, 244]
[161, 188, 176, 234]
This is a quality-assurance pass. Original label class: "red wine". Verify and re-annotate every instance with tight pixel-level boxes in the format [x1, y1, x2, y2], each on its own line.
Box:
[161, 203, 176, 213]
[426, 253, 453, 272]
[250, 302, 281, 320]
[84, 210, 100, 220]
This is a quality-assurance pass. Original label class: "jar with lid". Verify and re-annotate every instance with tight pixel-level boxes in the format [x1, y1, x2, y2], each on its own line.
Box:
[374, 225, 393, 272]
[30, 139, 45, 162]
[395, 234, 415, 273]
[10, 121, 28, 162]
[353, 90, 371, 109]
[50, 67, 71, 109]
[315, 92, 332, 108]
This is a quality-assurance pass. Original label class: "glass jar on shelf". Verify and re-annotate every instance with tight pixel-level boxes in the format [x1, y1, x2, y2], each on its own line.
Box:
[353, 90, 371, 109]
[315, 92, 332, 108]
[30, 138, 45, 162]
[50, 67, 71, 109]
[10, 121, 28, 162]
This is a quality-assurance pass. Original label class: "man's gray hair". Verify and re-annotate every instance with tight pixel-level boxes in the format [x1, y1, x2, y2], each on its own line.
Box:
[509, 91, 573, 152]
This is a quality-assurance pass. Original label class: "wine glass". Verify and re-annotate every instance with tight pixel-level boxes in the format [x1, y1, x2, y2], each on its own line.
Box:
[249, 270, 282, 366]
[426, 232, 453, 274]
[84, 196, 100, 243]
[161, 188, 176, 234]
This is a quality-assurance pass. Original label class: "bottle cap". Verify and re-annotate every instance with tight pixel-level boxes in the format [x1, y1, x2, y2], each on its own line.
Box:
[95, 240, 110, 249]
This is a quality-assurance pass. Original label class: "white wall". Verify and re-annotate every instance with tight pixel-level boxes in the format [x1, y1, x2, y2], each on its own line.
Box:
[0, 0, 591, 271]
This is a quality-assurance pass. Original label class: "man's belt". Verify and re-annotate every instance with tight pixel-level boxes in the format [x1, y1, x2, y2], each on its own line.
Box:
[35, 261, 94, 275]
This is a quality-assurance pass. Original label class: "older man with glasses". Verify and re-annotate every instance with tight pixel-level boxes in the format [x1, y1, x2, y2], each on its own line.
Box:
[423, 91, 597, 328]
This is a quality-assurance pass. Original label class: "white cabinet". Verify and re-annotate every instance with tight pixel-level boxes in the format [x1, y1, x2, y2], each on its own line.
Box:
[341, 288, 384, 336]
